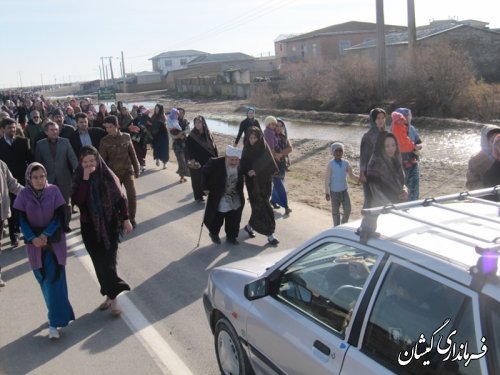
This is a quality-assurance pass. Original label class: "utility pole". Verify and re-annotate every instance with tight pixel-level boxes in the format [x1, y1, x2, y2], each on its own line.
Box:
[18, 71, 23, 88]
[100, 57, 107, 87]
[376, 0, 387, 100]
[121, 51, 127, 93]
[407, 0, 417, 50]
[107, 56, 116, 87]
[407, 0, 417, 68]
[40, 73, 44, 91]
[99, 65, 103, 81]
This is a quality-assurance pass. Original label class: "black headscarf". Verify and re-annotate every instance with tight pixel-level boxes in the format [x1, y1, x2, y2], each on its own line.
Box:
[71, 145, 125, 249]
[241, 126, 278, 179]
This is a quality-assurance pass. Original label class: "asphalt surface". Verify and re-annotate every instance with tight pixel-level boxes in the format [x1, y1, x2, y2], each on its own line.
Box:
[0, 155, 333, 375]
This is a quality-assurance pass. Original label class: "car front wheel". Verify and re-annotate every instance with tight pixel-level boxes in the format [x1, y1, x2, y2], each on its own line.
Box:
[214, 317, 253, 375]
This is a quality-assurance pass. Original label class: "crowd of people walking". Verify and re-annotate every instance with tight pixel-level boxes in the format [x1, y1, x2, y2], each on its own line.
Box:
[0, 89, 498, 340]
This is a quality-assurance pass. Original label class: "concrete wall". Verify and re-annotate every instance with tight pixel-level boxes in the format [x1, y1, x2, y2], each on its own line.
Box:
[176, 76, 250, 99]
[136, 73, 162, 85]
[118, 81, 167, 93]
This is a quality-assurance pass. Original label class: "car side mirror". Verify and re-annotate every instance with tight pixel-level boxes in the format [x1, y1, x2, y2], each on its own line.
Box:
[244, 278, 269, 300]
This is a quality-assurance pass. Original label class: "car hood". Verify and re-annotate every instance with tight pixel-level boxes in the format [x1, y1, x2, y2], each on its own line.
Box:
[218, 249, 292, 276]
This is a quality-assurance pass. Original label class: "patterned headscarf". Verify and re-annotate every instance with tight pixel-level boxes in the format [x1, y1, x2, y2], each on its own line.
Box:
[25, 162, 48, 199]
[71, 145, 125, 249]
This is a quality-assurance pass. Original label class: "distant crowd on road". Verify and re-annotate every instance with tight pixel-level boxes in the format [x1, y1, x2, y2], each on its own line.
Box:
[0, 89, 499, 339]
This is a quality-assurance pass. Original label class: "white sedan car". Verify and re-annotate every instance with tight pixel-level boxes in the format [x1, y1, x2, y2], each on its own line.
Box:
[203, 189, 499, 375]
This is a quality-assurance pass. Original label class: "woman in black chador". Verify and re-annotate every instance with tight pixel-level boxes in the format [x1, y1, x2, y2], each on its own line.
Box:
[71, 146, 133, 316]
[240, 126, 279, 245]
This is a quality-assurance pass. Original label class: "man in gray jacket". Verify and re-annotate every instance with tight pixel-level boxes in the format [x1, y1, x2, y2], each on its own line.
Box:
[0, 159, 23, 286]
[35, 121, 78, 232]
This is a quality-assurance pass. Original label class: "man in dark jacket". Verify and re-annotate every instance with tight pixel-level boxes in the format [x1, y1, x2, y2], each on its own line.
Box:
[24, 110, 44, 154]
[202, 145, 245, 245]
[69, 112, 106, 158]
[0, 118, 33, 246]
[34, 109, 74, 145]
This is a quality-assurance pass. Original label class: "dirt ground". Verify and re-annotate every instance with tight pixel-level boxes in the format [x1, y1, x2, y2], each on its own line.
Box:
[119, 92, 469, 221]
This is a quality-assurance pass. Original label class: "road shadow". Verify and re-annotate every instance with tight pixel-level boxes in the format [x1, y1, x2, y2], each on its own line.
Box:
[126, 231, 270, 327]
[0, 311, 131, 375]
[126, 201, 202, 240]
[0, 247, 30, 282]
[136, 181, 180, 200]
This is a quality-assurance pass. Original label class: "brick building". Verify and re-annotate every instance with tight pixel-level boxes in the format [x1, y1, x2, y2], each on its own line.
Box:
[347, 20, 500, 81]
[274, 21, 406, 64]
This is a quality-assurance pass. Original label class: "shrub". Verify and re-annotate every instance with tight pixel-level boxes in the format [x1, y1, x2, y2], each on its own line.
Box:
[328, 55, 379, 113]
[390, 41, 496, 120]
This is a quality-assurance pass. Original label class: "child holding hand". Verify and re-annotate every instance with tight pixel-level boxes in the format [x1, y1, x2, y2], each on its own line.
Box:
[325, 142, 359, 226]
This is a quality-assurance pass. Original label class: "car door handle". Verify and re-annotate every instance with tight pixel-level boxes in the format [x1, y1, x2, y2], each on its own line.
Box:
[313, 340, 331, 356]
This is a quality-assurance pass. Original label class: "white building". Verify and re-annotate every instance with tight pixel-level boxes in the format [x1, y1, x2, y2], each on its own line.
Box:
[149, 50, 208, 75]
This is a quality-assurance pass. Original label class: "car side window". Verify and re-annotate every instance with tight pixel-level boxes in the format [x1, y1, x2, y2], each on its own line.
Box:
[487, 301, 500, 375]
[276, 242, 379, 337]
[362, 263, 484, 375]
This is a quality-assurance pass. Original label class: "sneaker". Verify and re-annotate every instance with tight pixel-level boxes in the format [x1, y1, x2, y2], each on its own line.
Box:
[162, 163, 167, 170]
[209, 233, 221, 244]
[284, 207, 292, 215]
[244, 224, 256, 238]
[270, 200, 280, 209]
[155, 159, 160, 167]
[0, 273, 5, 287]
[64, 227, 72, 233]
[130, 220, 137, 229]
[48, 326, 60, 339]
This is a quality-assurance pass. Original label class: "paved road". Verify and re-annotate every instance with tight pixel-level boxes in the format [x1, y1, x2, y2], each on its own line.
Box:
[0, 155, 333, 375]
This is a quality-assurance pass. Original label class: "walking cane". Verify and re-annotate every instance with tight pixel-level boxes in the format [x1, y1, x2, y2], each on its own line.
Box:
[195, 191, 209, 248]
[195, 221, 204, 248]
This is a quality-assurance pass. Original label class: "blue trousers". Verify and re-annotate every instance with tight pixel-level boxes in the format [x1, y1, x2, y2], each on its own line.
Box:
[271, 164, 288, 208]
[33, 249, 74, 328]
[404, 163, 420, 201]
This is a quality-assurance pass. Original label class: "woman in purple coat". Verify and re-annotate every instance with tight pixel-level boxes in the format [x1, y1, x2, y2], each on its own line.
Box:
[14, 162, 75, 339]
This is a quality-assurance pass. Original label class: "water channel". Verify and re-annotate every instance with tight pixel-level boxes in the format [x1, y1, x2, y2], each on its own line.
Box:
[102, 100, 482, 167]
[205, 119, 479, 167]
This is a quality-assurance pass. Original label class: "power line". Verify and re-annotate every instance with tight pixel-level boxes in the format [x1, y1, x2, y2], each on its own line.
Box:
[169, 0, 296, 49]
[126, 0, 298, 60]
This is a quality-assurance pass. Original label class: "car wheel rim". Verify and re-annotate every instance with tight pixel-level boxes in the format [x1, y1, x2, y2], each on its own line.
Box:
[217, 330, 240, 375]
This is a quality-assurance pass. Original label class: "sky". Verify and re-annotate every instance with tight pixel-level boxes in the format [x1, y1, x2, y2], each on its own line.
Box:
[1, 0, 499, 89]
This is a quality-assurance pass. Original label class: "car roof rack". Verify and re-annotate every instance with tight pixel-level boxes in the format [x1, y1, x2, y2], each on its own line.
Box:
[360, 186, 500, 284]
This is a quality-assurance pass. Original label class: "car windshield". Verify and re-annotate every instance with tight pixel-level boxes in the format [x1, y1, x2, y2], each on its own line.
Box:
[277, 241, 379, 337]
